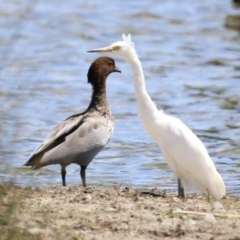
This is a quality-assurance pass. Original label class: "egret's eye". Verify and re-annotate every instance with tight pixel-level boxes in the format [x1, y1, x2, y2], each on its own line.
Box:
[112, 46, 120, 51]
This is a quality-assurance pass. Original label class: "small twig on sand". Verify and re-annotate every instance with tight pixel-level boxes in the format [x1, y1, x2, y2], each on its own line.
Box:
[140, 189, 166, 198]
[173, 210, 240, 219]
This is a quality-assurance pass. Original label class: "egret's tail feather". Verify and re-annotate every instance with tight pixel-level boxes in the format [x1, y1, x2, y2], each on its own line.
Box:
[210, 172, 225, 200]
[177, 166, 225, 201]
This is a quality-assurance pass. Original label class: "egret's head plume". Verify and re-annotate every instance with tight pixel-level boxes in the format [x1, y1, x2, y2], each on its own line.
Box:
[88, 33, 137, 61]
[122, 33, 134, 48]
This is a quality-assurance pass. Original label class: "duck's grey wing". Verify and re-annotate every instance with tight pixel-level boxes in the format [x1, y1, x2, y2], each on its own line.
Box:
[25, 113, 86, 166]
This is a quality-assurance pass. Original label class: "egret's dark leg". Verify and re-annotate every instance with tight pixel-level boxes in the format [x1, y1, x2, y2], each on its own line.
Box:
[61, 166, 67, 187]
[80, 166, 87, 187]
[178, 178, 185, 198]
[207, 190, 210, 202]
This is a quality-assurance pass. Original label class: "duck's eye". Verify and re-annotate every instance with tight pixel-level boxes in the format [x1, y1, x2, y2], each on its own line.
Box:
[112, 46, 120, 51]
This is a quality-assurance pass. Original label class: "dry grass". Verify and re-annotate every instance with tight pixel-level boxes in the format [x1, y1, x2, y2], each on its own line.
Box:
[0, 184, 41, 240]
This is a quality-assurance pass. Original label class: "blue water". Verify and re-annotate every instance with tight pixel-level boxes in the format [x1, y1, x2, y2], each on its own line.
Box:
[0, 0, 240, 195]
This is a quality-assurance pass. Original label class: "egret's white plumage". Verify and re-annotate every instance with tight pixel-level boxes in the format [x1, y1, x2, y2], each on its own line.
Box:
[88, 34, 225, 200]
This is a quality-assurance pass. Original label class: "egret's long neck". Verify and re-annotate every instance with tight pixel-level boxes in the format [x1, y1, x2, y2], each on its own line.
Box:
[125, 49, 160, 135]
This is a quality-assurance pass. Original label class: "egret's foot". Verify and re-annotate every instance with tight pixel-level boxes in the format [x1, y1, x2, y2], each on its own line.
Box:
[178, 179, 185, 198]
[178, 190, 185, 198]
[206, 190, 210, 202]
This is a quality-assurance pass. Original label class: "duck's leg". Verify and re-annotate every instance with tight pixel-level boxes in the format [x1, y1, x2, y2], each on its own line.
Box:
[80, 166, 87, 187]
[178, 178, 185, 198]
[61, 165, 67, 187]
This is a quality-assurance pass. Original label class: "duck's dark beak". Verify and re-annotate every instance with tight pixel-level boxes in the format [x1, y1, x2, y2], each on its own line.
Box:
[114, 66, 121, 73]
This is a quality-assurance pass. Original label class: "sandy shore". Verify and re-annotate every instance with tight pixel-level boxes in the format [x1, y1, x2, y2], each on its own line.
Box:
[0, 183, 240, 240]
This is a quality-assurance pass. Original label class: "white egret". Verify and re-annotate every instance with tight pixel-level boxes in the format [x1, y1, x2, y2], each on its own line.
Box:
[88, 34, 225, 200]
[25, 57, 121, 187]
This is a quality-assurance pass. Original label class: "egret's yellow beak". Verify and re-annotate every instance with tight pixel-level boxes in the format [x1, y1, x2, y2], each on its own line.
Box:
[88, 46, 113, 53]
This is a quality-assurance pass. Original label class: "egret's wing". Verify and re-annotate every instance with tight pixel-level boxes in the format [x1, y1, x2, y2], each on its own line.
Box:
[32, 113, 86, 156]
[157, 115, 210, 168]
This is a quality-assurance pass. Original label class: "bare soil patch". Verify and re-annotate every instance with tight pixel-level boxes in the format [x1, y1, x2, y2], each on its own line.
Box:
[0, 183, 240, 240]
